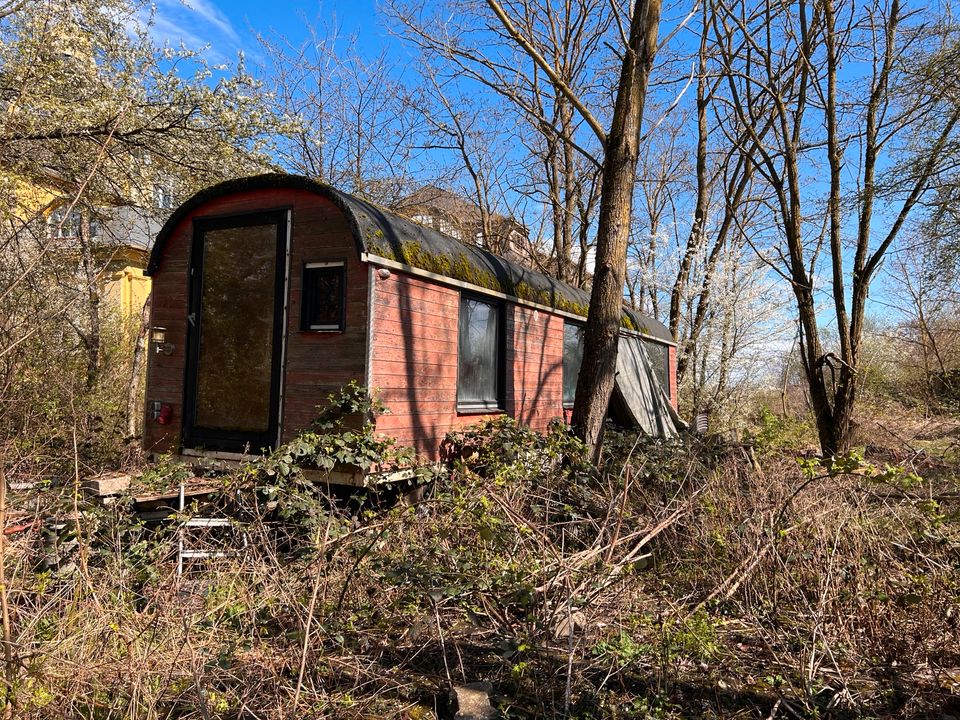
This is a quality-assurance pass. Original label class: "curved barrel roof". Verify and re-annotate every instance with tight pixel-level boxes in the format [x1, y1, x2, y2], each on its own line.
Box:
[148, 173, 673, 344]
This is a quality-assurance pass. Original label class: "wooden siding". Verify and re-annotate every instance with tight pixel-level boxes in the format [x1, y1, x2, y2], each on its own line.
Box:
[143, 189, 367, 454]
[279, 196, 368, 442]
[369, 270, 565, 459]
[508, 306, 564, 430]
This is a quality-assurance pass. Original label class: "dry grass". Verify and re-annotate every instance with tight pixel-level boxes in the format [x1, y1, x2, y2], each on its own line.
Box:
[0, 417, 958, 719]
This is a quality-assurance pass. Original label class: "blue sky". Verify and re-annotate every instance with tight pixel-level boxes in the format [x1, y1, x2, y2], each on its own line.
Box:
[141, 0, 386, 62]
[134, 0, 926, 331]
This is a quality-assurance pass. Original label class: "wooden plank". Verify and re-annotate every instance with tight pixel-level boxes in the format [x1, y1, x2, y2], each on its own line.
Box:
[373, 325, 458, 345]
[369, 371, 458, 389]
[132, 480, 222, 507]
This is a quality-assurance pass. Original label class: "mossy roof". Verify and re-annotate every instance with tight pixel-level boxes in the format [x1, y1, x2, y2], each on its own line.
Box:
[148, 173, 674, 344]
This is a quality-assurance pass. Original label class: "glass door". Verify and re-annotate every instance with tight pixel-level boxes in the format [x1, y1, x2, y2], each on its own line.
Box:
[183, 211, 287, 454]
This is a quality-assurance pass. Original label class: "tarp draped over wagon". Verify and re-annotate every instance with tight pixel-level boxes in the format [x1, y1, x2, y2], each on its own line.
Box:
[612, 336, 686, 438]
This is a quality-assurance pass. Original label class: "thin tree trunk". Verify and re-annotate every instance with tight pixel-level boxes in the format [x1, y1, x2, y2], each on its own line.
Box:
[77, 212, 101, 389]
[126, 292, 150, 437]
[669, 6, 710, 339]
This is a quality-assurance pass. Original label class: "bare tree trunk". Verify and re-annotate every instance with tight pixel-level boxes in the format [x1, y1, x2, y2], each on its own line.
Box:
[571, 0, 663, 459]
[561, 98, 577, 283]
[669, 7, 710, 339]
[76, 210, 101, 389]
[575, 173, 600, 287]
[126, 292, 150, 438]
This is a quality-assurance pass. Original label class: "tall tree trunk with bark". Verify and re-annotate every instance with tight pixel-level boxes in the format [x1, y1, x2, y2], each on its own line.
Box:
[570, 0, 663, 459]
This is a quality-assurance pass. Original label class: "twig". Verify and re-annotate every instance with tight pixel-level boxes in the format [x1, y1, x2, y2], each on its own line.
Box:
[0, 466, 15, 719]
[293, 516, 334, 712]
[432, 599, 452, 688]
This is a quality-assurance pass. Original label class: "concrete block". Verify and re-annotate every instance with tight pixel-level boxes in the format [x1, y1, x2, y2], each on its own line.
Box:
[83, 472, 131, 497]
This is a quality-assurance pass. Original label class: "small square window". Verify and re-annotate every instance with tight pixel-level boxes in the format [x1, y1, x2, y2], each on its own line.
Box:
[301, 262, 345, 331]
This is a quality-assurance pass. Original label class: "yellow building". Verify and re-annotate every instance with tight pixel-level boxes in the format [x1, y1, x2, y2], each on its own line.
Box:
[100, 248, 152, 320]
[3, 169, 159, 320]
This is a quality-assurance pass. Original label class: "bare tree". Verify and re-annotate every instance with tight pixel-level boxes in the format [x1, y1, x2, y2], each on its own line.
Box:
[387, 0, 615, 286]
[514, 0, 664, 456]
[626, 6, 766, 413]
[256, 22, 427, 206]
[405, 67, 514, 253]
[712, 0, 960, 456]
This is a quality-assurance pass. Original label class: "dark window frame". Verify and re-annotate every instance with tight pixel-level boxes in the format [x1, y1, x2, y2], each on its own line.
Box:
[562, 321, 585, 409]
[456, 292, 506, 413]
[300, 260, 347, 332]
[643, 339, 672, 400]
[182, 209, 288, 454]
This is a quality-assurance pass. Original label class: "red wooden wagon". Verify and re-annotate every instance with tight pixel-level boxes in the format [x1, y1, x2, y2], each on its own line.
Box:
[143, 174, 680, 466]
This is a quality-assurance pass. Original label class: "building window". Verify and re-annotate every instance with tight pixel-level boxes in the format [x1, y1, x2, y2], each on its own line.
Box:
[300, 261, 345, 331]
[154, 184, 174, 209]
[46, 206, 100, 240]
[438, 219, 461, 239]
[563, 322, 584, 408]
[643, 339, 671, 399]
[457, 295, 504, 411]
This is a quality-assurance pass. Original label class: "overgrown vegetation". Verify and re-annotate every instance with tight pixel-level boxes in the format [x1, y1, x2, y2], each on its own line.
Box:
[1, 1, 959, 717]
[1, 397, 957, 718]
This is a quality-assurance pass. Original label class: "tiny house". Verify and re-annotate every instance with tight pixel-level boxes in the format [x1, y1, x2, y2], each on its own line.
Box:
[143, 174, 680, 462]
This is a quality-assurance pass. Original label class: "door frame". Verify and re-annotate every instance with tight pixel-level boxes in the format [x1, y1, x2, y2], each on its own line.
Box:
[182, 209, 289, 454]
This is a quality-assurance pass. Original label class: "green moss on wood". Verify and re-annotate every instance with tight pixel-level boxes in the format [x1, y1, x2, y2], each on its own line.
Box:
[620, 314, 651, 335]
[368, 238, 654, 335]
[369, 240, 501, 294]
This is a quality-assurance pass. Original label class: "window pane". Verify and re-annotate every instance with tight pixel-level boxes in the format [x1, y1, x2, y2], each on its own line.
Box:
[302, 265, 344, 330]
[563, 323, 584, 406]
[458, 297, 501, 408]
[644, 340, 671, 398]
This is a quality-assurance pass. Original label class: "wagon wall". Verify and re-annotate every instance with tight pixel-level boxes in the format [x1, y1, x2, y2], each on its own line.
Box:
[369, 269, 566, 460]
[143, 190, 368, 454]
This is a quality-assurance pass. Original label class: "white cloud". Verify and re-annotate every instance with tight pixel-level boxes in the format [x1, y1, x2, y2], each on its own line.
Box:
[179, 0, 241, 44]
[138, 8, 215, 53]
[132, 0, 243, 61]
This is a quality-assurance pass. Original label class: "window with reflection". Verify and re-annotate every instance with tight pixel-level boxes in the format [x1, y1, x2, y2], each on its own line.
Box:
[47, 206, 100, 240]
[643, 339, 671, 398]
[563, 322, 584, 408]
[301, 262, 345, 331]
[457, 295, 504, 410]
[193, 222, 279, 434]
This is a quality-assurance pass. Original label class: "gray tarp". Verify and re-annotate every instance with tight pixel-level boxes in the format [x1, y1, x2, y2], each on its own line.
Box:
[613, 336, 686, 438]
